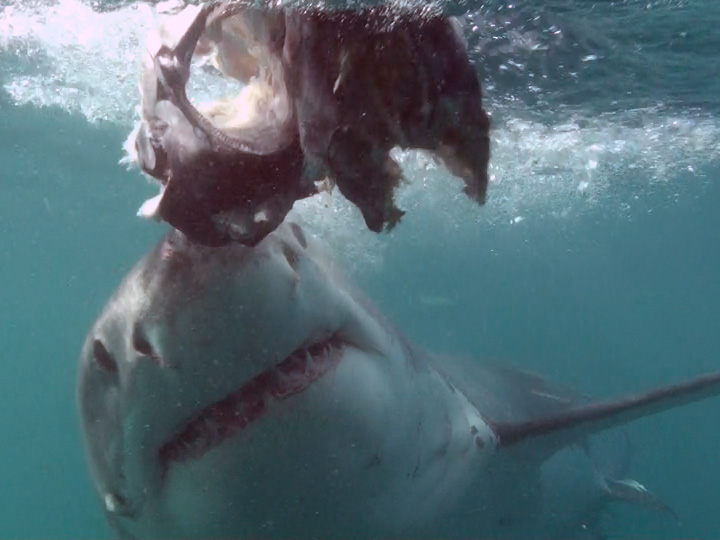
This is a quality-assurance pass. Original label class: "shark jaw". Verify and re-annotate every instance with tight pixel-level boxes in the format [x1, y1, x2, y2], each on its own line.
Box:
[158, 336, 345, 478]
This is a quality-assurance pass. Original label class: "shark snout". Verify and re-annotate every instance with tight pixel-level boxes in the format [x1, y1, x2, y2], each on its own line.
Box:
[79, 322, 180, 528]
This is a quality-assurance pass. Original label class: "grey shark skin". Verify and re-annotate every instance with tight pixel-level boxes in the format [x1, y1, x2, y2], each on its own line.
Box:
[78, 220, 719, 539]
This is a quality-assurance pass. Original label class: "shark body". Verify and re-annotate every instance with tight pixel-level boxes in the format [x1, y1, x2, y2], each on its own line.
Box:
[78, 220, 718, 539]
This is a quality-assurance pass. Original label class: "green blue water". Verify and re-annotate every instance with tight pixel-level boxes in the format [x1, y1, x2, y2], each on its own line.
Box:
[1, 0, 719, 537]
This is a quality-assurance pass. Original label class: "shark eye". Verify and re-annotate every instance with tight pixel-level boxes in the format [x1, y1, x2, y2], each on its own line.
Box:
[93, 339, 118, 373]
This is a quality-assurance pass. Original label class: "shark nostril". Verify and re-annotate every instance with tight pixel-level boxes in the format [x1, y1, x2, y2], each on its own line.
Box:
[289, 222, 307, 248]
[132, 327, 152, 356]
[93, 339, 118, 374]
[281, 242, 299, 270]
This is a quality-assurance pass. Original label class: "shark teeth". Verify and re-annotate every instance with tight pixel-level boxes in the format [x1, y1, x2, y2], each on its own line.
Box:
[158, 336, 344, 476]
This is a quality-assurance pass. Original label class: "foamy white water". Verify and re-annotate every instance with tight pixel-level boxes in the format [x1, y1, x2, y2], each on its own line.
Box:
[2, 0, 719, 263]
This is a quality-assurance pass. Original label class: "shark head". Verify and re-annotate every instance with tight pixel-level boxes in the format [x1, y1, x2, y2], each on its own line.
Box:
[79, 220, 365, 533]
[77, 219, 499, 538]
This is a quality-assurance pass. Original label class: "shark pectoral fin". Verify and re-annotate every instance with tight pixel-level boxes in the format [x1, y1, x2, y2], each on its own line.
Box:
[602, 477, 680, 523]
[493, 370, 720, 461]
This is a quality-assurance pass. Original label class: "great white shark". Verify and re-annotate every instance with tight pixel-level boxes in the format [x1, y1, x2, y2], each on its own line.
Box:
[78, 219, 719, 539]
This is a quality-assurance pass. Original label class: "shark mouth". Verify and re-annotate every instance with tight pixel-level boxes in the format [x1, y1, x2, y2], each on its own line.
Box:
[158, 336, 345, 476]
